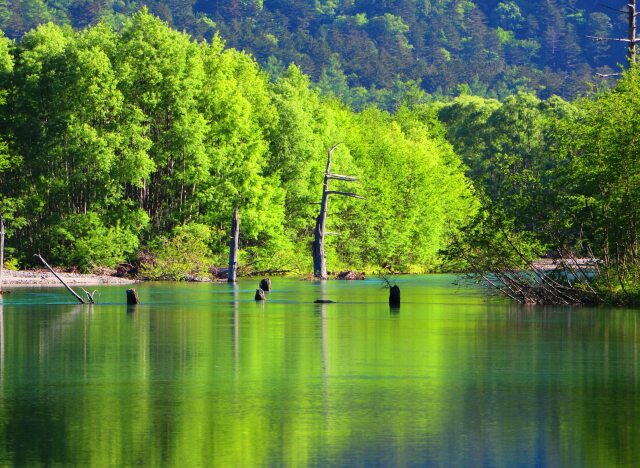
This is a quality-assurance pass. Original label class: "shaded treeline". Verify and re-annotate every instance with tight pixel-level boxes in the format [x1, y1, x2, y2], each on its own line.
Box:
[0, 11, 474, 275]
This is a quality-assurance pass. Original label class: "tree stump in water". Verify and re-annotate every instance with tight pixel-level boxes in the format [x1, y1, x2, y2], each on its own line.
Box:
[259, 278, 271, 292]
[255, 288, 265, 301]
[126, 288, 140, 305]
[389, 285, 400, 307]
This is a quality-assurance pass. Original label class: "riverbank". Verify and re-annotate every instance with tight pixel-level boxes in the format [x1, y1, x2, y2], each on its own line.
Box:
[0, 269, 136, 287]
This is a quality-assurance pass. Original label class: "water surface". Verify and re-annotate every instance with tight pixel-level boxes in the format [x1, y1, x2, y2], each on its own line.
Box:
[0, 276, 638, 466]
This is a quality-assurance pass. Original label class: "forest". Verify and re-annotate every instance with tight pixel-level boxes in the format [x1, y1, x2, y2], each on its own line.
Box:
[1, 4, 640, 304]
[0, 10, 475, 277]
[0, 0, 631, 106]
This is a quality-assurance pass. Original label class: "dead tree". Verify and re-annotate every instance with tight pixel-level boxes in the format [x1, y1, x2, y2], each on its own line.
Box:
[34, 254, 87, 304]
[589, 0, 639, 70]
[0, 216, 4, 294]
[312, 144, 364, 279]
[228, 207, 240, 283]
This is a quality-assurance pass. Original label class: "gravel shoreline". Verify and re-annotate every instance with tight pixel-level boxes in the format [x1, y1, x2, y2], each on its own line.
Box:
[0, 269, 136, 287]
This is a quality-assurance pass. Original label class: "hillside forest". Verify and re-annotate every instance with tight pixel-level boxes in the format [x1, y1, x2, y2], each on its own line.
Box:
[1, 3, 640, 304]
[0, 0, 631, 107]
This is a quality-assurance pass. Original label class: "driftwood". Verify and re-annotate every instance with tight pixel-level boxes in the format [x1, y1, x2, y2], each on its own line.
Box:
[34, 254, 87, 304]
[312, 144, 364, 279]
[228, 207, 240, 283]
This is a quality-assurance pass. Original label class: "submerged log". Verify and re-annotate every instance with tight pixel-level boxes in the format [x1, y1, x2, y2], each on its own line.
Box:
[259, 278, 271, 292]
[126, 288, 140, 305]
[255, 288, 265, 301]
[389, 285, 401, 307]
[314, 299, 336, 304]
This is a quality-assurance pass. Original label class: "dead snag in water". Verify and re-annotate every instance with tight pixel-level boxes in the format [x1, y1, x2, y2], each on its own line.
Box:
[312, 144, 364, 279]
[379, 274, 400, 307]
[228, 207, 240, 283]
[0, 216, 4, 294]
[34, 254, 87, 304]
[80, 288, 98, 304]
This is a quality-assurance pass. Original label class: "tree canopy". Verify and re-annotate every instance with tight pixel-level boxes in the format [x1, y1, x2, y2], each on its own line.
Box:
[0, 10, 476, 275]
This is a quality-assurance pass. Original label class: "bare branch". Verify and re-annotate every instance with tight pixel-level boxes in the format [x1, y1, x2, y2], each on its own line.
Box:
[598, 3, 628, 14]
[326, 174, 358, 182]
[80, 287, 98, 304]
[587, 35, 638, 43]
[326, 191, 365, 199]
[327, 143, 341, 165]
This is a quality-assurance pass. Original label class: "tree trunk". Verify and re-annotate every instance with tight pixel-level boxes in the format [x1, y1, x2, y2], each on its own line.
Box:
[630, 0, 638, 64]
[0, 216, 4, 293]
[588, 1, 639, 72]
[313, 148, 334, 279]
[312, 144, 363, 279]
[228, 207, 240, 283]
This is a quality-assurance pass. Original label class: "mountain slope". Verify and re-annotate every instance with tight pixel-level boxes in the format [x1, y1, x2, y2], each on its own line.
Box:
[0, 1, 630, 99]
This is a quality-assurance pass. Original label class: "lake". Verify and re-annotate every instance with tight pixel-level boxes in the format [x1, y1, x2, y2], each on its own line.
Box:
[0, 275, 638, 466]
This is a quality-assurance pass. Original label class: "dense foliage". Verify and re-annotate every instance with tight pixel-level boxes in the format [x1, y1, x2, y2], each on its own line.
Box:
[438, 67, 640, 303]
[0, 0, 630, 106]
[0, 11, 475, 275]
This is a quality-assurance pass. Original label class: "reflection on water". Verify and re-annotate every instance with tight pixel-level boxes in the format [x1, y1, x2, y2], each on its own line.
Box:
[0, 277, 639, 466]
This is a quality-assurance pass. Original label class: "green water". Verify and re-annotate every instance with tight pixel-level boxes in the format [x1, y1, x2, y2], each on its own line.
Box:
[0, 276, 638, 466]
